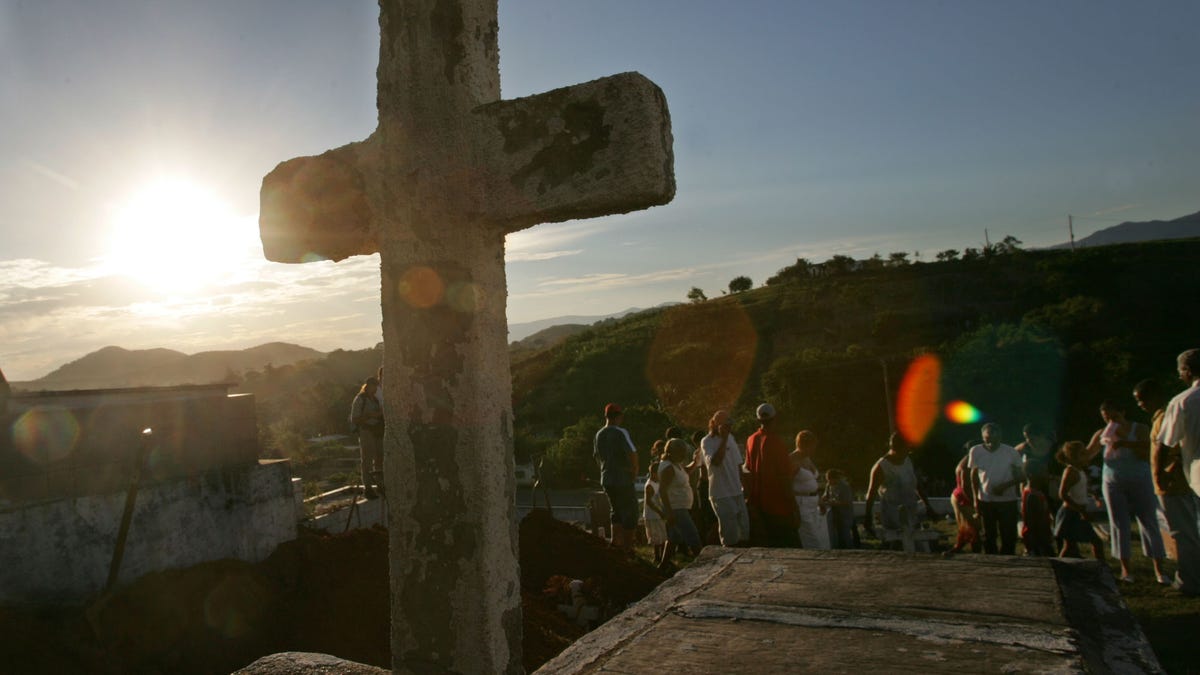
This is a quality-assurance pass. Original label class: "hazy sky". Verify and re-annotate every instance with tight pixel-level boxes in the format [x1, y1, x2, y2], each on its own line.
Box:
[2, 1, 1198, 380]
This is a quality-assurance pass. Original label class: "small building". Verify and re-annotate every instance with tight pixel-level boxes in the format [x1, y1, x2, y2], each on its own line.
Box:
[0, 383, 297, 606]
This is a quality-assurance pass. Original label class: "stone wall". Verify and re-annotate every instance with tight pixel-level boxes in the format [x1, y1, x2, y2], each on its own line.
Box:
[0, 459, 297, 607]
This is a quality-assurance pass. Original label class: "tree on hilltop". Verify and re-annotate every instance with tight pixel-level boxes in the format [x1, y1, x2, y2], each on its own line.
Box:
[728, 276, 753, 294]
[936, 249, 959, 262]
[765, 257, 812, 285]
[686, 286, 707, 303]
[994, 235, 1023, 254]
[825, 254, 857, 275]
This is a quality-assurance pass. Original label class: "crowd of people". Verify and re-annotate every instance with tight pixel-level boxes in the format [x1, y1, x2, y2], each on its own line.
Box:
[591, 348, 1200, 596]
[594, 400, 866, 570]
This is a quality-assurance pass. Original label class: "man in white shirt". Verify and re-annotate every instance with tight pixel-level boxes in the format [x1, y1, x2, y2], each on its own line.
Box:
[701, 409, 750, 546]
[1157, 348, 1200, 596]
[969, 423, 1024, 555]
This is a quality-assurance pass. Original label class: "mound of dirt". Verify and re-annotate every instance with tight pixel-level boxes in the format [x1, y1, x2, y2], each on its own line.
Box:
[519, 509, 666, 612]
[0, 512, 665, 674]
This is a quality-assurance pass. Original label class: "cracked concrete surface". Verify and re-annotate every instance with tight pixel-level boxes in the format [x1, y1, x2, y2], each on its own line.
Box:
[534, 549, 1162, 675]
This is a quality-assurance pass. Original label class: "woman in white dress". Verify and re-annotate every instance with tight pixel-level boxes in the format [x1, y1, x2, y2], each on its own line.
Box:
[791, 430, 830, 550]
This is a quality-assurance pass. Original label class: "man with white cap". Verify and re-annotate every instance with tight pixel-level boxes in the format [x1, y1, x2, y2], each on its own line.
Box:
[744, 403, 799, 547]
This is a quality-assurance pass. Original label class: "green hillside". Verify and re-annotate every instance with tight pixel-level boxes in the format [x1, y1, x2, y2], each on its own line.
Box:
[511, 239, 1200, 489]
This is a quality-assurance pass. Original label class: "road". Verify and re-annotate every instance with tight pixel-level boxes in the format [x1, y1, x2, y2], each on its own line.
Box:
[514, 487, 598, 525]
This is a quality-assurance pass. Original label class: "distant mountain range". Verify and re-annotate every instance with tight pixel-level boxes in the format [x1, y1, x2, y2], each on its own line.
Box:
[1050, 210, 1200, 249]
[13, 342, 324, 392]
[508, 307, 650, 343]
[10, 306, 662, 392]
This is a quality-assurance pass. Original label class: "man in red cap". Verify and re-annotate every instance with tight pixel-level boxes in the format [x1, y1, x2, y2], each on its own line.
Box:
[594, 403, 640, 549]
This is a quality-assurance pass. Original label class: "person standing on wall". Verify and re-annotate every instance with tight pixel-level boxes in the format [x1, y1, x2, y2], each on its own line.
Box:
[350, 376, 385, 499]
[594, 403, 639, 550]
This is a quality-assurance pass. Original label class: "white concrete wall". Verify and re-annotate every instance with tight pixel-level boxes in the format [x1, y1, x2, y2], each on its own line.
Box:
[0, 459, 297, 607]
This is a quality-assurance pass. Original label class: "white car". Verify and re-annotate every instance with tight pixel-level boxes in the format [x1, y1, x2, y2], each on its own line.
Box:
[514, 464, 535, 489]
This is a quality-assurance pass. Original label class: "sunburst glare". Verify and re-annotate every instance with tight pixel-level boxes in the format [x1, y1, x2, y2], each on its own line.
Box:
[103, 177, 257, 292]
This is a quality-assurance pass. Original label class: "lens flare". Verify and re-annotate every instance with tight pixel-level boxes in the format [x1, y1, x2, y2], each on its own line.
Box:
[12, 407, 81, 464]
[896, 354, 941, 445]
[944, 400, 982, 424]
[646, 301, 758, 429]
[398, 266, 444, 309]
[445, 280, 483, 314]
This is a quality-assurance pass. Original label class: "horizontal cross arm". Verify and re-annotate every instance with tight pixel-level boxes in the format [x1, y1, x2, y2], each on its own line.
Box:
[474, 72, 675, 233]
[259, 139, 378, 263]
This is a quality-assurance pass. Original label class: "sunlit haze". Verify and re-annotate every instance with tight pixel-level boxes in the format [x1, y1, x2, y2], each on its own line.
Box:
[2, 1, 1198, 380]
[103, 177, 257, 290]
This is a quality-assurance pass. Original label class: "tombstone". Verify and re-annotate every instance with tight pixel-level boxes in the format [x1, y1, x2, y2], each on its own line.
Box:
[258, 1, 674, 672]
[539, 549, 1163, 674]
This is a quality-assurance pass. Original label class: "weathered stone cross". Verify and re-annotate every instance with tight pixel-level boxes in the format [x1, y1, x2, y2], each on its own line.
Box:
[258, 1, 673, 672]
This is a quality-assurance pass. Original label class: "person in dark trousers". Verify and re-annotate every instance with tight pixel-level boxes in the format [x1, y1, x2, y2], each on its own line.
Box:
[968, 423, 1024, 555]
[349, 376, 385, 498]
[744, 403, 799, 548]
[593, 403, 639, 550]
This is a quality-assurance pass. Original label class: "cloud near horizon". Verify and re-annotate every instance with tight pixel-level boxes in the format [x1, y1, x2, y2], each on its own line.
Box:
[0, 253, 385, 380]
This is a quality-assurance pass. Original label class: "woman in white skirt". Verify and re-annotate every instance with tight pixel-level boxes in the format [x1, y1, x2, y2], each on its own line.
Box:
[791, 430, 830, 550]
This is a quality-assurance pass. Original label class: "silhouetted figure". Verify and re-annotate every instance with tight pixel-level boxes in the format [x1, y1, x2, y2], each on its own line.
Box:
[745, 403, 799, 548]
[1156, 349, 1200, 596]
[349, 376, 384, 498]
[532, 455, 553, 512]
[593, 403, 639, 549]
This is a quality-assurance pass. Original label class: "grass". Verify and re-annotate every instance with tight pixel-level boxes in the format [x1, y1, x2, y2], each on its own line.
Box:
[1111, 555, 1198, 675]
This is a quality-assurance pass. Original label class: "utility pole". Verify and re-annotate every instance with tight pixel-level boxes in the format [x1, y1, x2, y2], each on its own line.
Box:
[1068, 214, 1076, 251]
[984, 228, 991, 250]
[880, 358, 895, 434]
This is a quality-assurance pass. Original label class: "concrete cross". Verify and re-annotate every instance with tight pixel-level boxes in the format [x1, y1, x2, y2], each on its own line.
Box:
[258, 1, 673, 672]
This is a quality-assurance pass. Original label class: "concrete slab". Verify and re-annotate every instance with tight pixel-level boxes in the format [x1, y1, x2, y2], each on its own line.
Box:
[535, 549, 1162, 675]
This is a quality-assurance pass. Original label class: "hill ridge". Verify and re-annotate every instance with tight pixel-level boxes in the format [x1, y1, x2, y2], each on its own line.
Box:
[22, 342, 325, 391]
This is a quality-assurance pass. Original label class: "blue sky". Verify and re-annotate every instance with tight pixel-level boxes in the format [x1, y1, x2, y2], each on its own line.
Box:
[1, 1, 1198, 380]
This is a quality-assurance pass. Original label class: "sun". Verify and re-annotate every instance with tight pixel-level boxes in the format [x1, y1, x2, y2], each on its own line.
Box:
[104, 177, 253, 291]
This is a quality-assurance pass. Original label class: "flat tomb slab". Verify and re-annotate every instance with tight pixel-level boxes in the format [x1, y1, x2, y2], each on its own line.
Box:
[535, 549, 1161, 675]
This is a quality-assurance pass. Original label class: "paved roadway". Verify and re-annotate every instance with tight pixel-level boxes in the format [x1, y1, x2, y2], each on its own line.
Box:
[514, 487, 597, 524]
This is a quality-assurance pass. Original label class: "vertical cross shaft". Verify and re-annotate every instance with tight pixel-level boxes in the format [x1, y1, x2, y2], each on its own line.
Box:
[259, 1, 674, 671]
